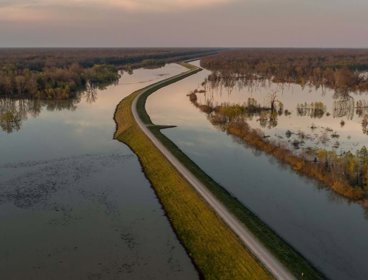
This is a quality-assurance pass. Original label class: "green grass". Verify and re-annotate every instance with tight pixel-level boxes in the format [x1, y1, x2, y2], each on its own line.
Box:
[147, 127, 325, 280]
[113, 66, 272, 279]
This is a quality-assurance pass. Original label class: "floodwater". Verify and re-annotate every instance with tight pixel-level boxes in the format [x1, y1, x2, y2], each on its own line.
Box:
[0, 64, 198, 279]
[147, 60, 368, 280]
[194, 67, 368, 154]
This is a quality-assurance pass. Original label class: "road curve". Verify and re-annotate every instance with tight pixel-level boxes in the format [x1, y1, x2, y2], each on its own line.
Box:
[131, 68, 296, 280]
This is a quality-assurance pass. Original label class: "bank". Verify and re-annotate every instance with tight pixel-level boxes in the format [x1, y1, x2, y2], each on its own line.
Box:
[113, 62, 323, 279]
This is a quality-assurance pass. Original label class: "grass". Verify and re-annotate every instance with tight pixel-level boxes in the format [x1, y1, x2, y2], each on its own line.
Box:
[114, 62, 326, 279]
[136, 63, 326, 279]
[152, 125, 326, 280]
[113, 66, 272, 279]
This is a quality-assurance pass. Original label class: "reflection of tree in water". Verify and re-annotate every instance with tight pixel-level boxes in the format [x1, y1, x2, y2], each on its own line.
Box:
[204, 72, 269, 96]
[297, 102, 326, 118]
[202, 73, 368, 134]
[189, 87, 282, 130]
[362, 115, 368, 135]
[84, 85, 98, 104]
[0, 99, 34, 133]
[198, 75, 286, 129]
[0, 111, 21, 133]
[333, 92, 354, 120]
[356, 100, 368, 118]
[258, 110, 278, 129]
[0, 95, 81, 134]
[203, 74, 233, 98]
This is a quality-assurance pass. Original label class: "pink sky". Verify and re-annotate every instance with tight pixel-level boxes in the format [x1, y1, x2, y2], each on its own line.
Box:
[0, 0, 367, 47]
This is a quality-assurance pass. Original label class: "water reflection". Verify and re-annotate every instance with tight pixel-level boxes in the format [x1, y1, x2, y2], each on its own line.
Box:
[333, 93, 355, 120]
[297, 102, 326, 118]
[146, 61, 368, 280]
[0, 63, 198, 279]
[195, 73, 368, 153]
[0, 81, 110, 134]
[0, 98, 79, 133]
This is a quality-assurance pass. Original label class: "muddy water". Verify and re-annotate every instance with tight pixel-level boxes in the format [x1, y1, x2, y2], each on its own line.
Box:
[0, 64, 198, 279]
[147, 61, 368, 280]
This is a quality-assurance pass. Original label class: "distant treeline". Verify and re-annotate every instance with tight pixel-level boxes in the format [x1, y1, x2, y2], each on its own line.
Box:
[0, 48, 217, 70]
[0, 48, 217, 99]
[201, 49, 368, 93]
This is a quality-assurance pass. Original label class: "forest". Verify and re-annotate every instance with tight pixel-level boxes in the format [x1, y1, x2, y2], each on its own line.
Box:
[201, 49, 368, 93]
[0, 48, 216, 99]
[0, 63, 120, 99]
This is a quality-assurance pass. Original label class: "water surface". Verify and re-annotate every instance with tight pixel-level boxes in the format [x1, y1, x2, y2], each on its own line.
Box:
[194, 66, 368, 153]
[147, 60, 368, 280]
[0, 64, 198, 279]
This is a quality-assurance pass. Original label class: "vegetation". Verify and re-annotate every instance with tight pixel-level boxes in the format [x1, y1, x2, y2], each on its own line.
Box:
[201, 49, 368, 93]
[0, 48, 217, 133]
[0, 48, 217, 70]
[195, 50, 368, 200]
[113, 66, 272, 280]
[0, 97, 81, 133]
[0, 63, 120, 99]
[115, 62, 324, 279]
[0, 110, 21, 133]
[297, 102, 326, 118]
[188, 92, 367, 200]
[0, 48, 217, 100]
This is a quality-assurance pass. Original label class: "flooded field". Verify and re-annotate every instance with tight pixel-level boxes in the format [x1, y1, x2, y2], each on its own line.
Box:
[193, 70, 368, 154]
[147, 60, 368, 280]
[0, 64, 198, 279]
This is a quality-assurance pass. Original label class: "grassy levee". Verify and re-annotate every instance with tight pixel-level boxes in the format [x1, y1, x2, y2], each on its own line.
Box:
[114, 67, 272, 279]
[130, 63, 325, 280]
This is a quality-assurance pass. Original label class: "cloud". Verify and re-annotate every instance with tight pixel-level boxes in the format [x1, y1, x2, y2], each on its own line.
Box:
[104, 0, 234, 11]
[0, 0, 234, 15]
[0, 0, 234, 22]
[0, 5, 52, 22]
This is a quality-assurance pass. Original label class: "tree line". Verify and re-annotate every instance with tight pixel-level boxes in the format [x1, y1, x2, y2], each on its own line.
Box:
[0, 48, 217, 99]
[201, 49, 368, 93]
[0, 63, 120, 99]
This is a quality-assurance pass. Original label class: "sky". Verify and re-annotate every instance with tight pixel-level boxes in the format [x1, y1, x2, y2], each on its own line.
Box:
[0, 0, 367, 48]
